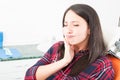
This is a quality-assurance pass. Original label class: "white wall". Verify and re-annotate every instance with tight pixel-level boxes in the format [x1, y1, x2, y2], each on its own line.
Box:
[0, 0, 120, 46]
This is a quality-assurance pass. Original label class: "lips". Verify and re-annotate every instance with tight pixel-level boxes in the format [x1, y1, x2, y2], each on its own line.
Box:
[66, 35, 74, 38]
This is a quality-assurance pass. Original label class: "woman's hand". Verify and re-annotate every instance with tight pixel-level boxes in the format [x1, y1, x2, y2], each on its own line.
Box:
[63, 38, 75, 64]
[35, 39, 75, 80]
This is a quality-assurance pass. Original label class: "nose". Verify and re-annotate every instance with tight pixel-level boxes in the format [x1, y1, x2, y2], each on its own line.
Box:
[67, 26, 73, 34]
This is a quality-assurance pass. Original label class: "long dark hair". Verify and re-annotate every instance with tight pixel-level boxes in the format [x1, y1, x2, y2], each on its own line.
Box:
[58, 4, 106, 76]
[58, 4, 106, 74]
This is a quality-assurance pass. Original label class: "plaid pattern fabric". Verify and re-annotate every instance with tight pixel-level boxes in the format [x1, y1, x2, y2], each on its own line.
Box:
[25, 41, 114, 80]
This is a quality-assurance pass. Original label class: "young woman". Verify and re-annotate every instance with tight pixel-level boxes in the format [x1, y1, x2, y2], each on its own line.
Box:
[25, 4, 114, 80]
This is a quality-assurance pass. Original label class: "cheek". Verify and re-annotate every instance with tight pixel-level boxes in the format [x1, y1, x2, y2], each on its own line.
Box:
[76, 29, 88, 38]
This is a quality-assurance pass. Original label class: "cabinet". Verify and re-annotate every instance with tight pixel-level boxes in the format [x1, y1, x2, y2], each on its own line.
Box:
[0, 58, 39, 80]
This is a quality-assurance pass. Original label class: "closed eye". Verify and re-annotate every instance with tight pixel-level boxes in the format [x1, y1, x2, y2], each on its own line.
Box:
[74, 24, 79, 27]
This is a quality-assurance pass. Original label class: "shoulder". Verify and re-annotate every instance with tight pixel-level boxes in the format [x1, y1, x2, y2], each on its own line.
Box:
[88, 56, 113, 70]
[87, 56, 113, 72]
[46, 41, 64, 54]
[87, 56, 114, 79]
[95, 56, 112, 67]
[91, 56, 114, 74]
[51, 41, 64, 48]
[82, 56, 114, 79]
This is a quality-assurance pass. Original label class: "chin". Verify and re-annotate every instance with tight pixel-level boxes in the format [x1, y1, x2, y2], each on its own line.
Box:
[69, 41, 79, 45]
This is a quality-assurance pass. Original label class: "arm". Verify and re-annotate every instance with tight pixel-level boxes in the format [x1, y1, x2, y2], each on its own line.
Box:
[24, 43, 58, 80]
[36, 58, 69, 80]
[25, 40, 75, 80]
[36, 39, 75, 80]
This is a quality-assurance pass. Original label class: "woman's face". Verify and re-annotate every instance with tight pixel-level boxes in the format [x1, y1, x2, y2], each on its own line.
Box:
[63, 10, 90, 46]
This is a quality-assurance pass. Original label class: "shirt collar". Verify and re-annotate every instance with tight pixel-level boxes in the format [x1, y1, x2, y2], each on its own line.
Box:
[75, 49, 89, 57]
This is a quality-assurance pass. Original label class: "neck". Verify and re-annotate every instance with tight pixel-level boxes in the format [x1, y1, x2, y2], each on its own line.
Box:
[74, 46, 88, 53]
[73, 42, 88, 53]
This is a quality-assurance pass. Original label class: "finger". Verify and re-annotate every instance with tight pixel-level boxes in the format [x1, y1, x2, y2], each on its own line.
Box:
[64, 37, 71, 45]
[64, 38, 70, 48]
[64, 38, 74, 50]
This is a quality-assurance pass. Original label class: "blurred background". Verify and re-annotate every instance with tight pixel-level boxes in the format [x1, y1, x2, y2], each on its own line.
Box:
[0, 0, 120, 47]
[0, 0, 120, 80]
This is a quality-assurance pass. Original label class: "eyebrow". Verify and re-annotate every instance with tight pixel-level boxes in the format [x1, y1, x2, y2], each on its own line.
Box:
[64, 21, 80, 23]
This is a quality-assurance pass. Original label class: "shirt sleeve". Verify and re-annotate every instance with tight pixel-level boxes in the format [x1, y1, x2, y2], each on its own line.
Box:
[88, 56, 114, 80]
[24, 41, 60, 80]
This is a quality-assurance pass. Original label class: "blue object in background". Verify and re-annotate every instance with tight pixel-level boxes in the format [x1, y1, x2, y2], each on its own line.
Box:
[0, 32, 22, 59]
[0, 48, 22, 59]
[0, 32, 3, 48]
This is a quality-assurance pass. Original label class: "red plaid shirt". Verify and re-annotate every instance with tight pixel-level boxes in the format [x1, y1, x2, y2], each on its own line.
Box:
[25, 41, 114, 80]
